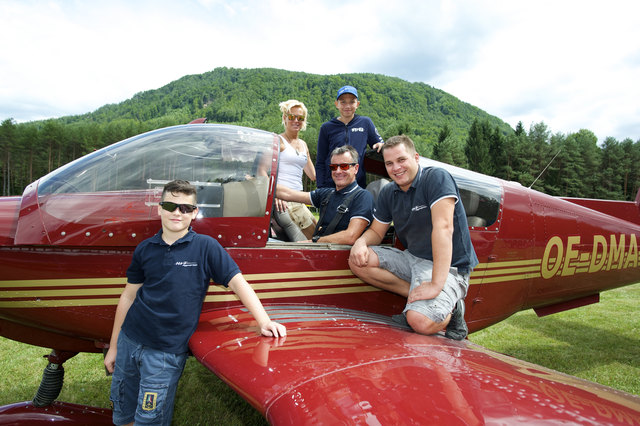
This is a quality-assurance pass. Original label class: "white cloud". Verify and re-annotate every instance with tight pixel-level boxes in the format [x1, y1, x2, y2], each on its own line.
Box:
[1, 0, 639, 141]
[431, 1, 640, 139]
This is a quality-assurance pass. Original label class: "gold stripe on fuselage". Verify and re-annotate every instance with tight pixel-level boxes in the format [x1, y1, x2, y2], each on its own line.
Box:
[0, 277, 128, 288]
[0, 260, 570, 308]
[0, 270, 372, 308]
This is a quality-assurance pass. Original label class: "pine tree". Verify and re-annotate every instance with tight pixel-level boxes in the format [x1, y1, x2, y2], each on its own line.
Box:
[465, 119, 493, 174]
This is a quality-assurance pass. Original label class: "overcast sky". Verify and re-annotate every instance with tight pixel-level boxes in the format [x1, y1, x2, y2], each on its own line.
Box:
[1, 0, 639, 142]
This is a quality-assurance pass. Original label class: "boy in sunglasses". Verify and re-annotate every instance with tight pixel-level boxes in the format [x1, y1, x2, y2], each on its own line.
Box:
[276, 145, 374, 245]
[316, 85, 384, 189]
[104, 180, 286, 426]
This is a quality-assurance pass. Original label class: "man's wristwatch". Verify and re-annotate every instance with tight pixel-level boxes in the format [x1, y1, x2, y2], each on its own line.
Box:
[312, 235, 320, 243]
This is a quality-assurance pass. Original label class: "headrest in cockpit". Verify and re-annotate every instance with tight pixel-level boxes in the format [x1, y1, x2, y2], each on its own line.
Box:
[366, 179, 390, 202]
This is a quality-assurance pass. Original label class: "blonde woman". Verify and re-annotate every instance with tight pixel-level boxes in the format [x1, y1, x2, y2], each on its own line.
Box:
[273, 100, 316, 241]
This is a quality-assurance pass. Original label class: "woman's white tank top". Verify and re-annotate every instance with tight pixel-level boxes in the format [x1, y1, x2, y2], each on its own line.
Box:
[277, 135, 308, 191]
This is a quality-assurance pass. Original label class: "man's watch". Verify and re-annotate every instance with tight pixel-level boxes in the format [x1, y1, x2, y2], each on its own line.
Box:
[312, 235, 320, 243]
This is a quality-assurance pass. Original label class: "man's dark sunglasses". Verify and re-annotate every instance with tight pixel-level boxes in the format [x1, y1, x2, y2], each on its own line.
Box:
[329, 162, 356, 171]
[159, 201, 197, 214]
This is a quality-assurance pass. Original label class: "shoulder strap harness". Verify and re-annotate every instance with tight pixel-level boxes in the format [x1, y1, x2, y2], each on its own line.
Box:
[313, 187, 362, 238]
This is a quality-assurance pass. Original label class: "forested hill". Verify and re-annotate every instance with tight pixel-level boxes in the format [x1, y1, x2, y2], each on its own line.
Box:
[74, 67, 512, 153]
[2, 67, 639, 200]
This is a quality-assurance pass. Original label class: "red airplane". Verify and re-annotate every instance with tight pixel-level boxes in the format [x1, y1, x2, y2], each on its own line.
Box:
[1, 122, 639, 424]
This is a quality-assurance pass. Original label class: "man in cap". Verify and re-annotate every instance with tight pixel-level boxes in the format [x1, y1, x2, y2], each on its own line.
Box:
[315, 85, 384, 189]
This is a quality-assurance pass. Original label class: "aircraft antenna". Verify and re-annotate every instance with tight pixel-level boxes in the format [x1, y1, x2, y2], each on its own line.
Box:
[529, 149, 561, 189]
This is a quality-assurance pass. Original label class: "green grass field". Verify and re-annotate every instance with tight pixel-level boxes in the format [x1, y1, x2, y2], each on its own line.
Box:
[1, 283, 638, 425]
[470, 283, 640, 396]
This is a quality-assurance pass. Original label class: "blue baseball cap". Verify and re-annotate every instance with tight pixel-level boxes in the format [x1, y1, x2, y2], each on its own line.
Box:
[336, 85, 358, 100]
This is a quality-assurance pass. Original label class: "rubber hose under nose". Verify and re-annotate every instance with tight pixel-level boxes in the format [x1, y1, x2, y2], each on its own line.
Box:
[32, 362, 64, 407]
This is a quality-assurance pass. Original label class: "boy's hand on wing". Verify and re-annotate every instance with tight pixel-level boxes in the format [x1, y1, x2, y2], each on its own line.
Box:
[261, 321, 287, 338]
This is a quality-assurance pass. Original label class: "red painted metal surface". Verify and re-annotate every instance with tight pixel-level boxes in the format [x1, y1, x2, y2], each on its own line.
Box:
[0, 401, 112, 425]
[191, 306, 640, 425]
[534, 293, 600, 317]
[561, 192, 640, 226]
[0, 196, 19, 246]
[1, 124, 640, 424]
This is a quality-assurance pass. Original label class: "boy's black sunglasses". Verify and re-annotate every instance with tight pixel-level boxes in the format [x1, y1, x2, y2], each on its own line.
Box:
[159, 201, 197, 214]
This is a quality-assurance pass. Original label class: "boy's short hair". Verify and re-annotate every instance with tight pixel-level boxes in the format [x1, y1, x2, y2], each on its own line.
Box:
[162, 180, 197, 201]
[330, 145, 359, 163]
[382, 135, 416, 156]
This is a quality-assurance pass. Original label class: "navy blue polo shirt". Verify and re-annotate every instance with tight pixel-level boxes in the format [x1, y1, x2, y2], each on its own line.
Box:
[374, 167, 478, 274]
[122, 228, 240, 353]
[310, 180, 374, 236]
[316, 115, 384, 188]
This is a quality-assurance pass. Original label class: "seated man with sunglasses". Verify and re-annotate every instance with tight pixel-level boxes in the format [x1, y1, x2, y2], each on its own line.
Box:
[276, 145, 374, 245]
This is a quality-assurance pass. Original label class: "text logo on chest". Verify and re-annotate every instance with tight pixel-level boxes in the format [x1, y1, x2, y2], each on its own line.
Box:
[175, 261, 198, 267]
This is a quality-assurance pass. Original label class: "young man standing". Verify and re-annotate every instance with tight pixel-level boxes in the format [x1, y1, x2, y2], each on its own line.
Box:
[315, 85, 384, 189]
[104, 180, 285, 426]
[349, 136, 478, 340]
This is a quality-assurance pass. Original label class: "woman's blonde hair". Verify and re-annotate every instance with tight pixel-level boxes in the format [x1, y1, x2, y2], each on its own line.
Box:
[279, 99, 308, 131]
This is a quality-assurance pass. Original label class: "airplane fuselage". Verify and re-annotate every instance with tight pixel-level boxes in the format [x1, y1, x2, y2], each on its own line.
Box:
[1, 124, 639, 425]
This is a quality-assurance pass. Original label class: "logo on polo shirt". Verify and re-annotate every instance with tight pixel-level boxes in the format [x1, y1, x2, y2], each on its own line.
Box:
[412, 205, 428, 212]
[175, 261, 198, 267]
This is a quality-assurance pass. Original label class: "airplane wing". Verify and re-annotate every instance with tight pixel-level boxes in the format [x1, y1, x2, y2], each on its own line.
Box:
[190, 304, 640, 425]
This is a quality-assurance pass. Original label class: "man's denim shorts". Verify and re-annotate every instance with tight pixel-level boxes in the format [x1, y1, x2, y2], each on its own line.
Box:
[371, 246, 469, 323]
[110, 331, 188, 426]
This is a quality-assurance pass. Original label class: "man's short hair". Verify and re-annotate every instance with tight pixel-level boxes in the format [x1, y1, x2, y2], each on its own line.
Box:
[162, 180, 197, 201]
[330, 145, 359, 163]
[382, 135, 417, 156]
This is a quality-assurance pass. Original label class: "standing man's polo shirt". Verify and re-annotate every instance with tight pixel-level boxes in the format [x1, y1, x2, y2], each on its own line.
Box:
[316, 115, 383, 189]
[123, 229, 240, 353]
[310, 181, 374, 236]
[374, 167, 478, 274]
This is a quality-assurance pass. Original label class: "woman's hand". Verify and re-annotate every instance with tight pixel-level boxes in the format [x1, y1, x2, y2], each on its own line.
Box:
[274, 197, 288, 212]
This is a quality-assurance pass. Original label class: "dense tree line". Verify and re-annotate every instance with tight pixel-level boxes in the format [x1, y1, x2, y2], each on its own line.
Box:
[457, 119, 640, 200]
[1, 68, 639, 200]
